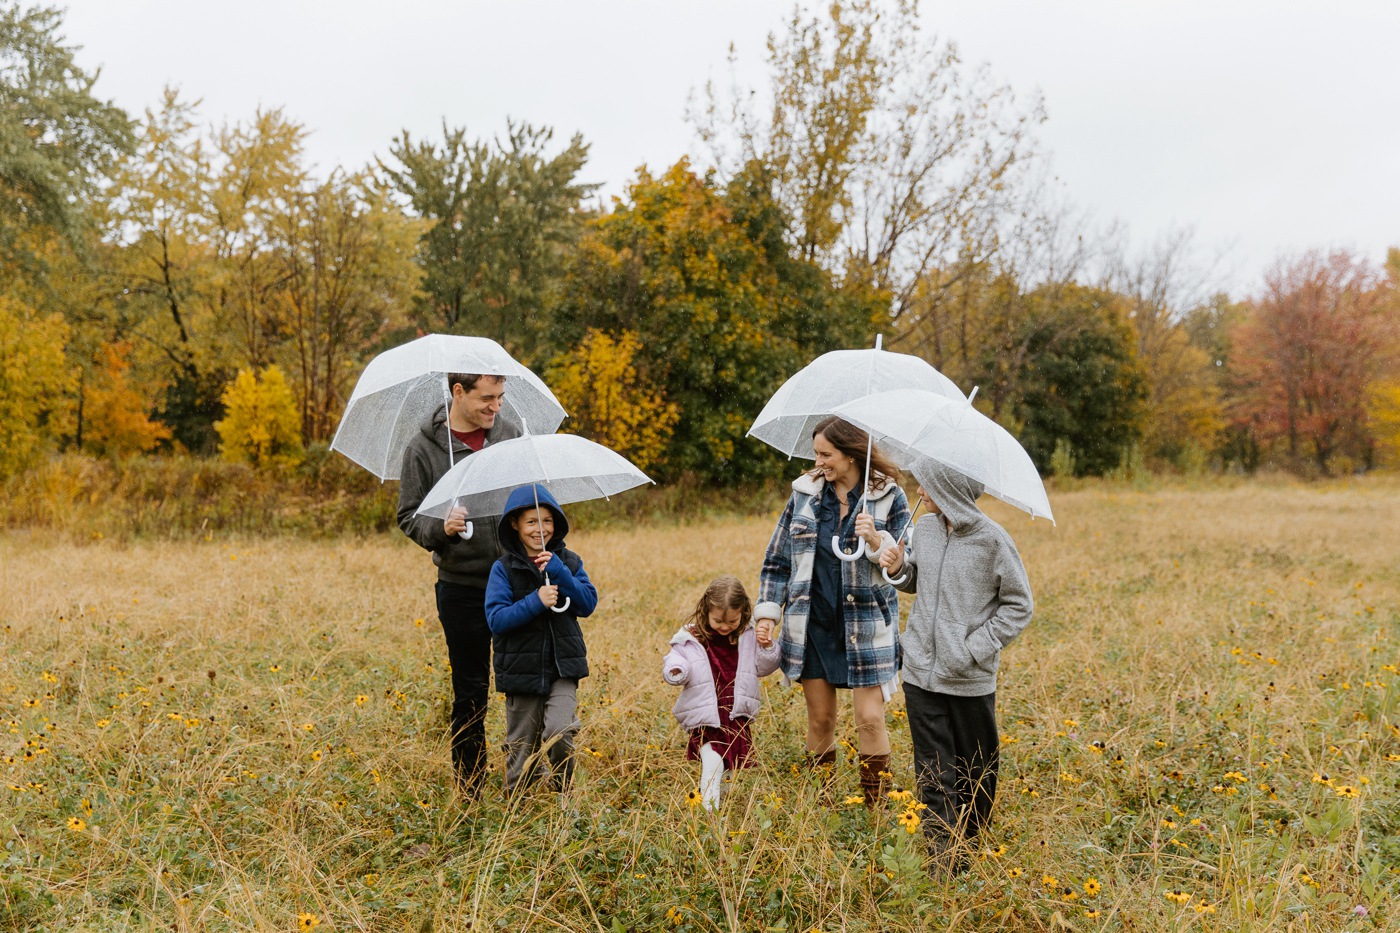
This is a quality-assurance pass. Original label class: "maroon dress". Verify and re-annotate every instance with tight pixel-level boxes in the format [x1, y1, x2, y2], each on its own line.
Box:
[685, 635, 754, 769]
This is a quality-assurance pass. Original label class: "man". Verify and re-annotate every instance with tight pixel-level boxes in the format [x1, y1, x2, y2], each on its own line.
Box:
[397, 372, 521, 795]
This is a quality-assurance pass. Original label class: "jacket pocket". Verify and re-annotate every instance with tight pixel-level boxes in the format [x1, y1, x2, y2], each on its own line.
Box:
[931, 615, 982, 681]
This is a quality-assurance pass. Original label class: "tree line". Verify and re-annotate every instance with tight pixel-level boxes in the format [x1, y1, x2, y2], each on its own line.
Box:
[2, 0, 1397, 488]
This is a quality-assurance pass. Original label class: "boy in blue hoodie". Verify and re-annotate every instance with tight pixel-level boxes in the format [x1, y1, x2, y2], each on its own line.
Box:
[485, 484, 599, 793]
[879, 457, 1033, 873]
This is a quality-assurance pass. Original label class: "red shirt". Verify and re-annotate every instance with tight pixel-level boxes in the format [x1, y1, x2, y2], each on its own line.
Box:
[450, 427, 487, 452]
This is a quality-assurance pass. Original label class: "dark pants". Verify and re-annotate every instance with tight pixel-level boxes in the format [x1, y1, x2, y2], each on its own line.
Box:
[904, 683, 999, 842]
[435, 581, 492, 792]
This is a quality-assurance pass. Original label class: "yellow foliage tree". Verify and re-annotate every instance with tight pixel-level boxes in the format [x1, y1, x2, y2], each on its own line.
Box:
[215, 366, 304, 468]
[0, 297, 71, 477]
[1369, 381, 1400, 469]
[83, 342, 172, 457]
[547, 329, 678, 474]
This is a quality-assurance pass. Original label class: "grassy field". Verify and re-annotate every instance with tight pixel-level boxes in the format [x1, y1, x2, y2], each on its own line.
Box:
[2, 479, 1398, 931]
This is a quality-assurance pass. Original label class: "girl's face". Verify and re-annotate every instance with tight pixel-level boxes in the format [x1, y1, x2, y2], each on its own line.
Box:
[916, 485, 942, 514]
[707, 606, 743, 638]
[510, 507, 554, 553]
[812, 432, 858, 487]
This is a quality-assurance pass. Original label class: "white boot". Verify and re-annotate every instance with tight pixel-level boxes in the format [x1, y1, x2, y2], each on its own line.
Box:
[699, 743, 725, 812]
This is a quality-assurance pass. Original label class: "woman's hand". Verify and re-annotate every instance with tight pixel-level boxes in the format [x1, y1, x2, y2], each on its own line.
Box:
[854, 512, 881, 551]
[879, 541, 905, 575]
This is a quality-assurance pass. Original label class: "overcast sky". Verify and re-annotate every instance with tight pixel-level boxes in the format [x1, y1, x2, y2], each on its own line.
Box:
[56, 0, 1400, 296]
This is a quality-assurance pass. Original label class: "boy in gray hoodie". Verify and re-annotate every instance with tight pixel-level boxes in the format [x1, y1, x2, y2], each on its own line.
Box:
[879, 457, 1033, 870]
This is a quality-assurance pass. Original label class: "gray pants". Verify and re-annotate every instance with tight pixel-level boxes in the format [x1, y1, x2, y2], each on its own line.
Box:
[503, 679, 579, 792]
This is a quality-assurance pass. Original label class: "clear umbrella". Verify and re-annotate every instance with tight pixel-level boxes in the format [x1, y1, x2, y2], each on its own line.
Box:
[748, 335, 964, 561]
[330, 334, 566, 481]
[415, 430, 654, 612]
[833, 387, 1053, 586]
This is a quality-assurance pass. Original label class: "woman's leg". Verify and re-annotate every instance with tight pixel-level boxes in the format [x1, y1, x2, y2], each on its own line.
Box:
[802, 678, 839, 754]
[853, 685, 892, 807]
[699, 743, 725, 811]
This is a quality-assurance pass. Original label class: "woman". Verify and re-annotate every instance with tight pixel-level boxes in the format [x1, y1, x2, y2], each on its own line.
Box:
[754, 416, 909, 806]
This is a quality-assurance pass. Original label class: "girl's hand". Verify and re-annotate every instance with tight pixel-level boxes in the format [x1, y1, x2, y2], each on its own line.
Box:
[533, 551, 553, 570]
[854, 512, 881, 550]
[879, 541, 905, 574]
[755, 618, 775, 648]
[537, 584, 559, 608]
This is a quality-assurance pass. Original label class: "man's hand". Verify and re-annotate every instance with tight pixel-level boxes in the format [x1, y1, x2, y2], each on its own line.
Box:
[537, 585, 559, 608]
[879, 541, 905, 575]
[444, 506, 469, 537]
[854, 512, 881, 551]
[755, 618, 775, 648]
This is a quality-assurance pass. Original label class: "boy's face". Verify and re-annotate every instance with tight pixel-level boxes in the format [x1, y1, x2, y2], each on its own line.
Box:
[707, 607, 743, 637]
[915, 485, 943, 514]
[510, 507, 554, 553]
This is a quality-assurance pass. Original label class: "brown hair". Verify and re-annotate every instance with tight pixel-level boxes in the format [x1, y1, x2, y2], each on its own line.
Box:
[447, 373, 506, 394]
[687, 575, 753, 645]
[809, 416, 899, 491]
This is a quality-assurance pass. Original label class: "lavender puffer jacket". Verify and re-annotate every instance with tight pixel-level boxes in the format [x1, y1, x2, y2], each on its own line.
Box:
[662, 627, 782, 730]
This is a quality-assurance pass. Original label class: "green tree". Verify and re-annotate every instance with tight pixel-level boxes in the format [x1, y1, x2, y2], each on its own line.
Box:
[0, 2, 133, 267]
[553, 159, 877, 485]
[379, 121, 597, 360]
[1012, 284, 1148, 476]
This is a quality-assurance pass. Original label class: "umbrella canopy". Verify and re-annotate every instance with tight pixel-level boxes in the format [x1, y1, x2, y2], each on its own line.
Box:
[331, 334, 566, 480]
[832, 388, 1054, 524]
[414, 432, 654, 523]
[747, 336, 965, 460]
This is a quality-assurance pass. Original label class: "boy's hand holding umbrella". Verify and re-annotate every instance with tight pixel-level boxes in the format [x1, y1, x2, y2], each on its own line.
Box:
[533, 549, 560, 608]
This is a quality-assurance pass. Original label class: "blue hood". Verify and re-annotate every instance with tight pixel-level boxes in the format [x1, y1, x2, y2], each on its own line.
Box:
[497, 484, 570, 556]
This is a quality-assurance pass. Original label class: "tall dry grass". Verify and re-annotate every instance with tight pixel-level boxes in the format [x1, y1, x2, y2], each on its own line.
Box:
[1, 479, 1398, 930]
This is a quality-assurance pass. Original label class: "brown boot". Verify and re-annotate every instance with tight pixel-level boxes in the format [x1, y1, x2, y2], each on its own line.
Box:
[859, 753, 891, 808]
[804, 749, 838, 772]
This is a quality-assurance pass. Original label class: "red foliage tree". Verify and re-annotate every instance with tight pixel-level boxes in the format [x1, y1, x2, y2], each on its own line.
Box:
[1229, 251, 1392, 474]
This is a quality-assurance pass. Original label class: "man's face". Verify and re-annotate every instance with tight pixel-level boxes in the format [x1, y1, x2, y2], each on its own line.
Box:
[453, 377, 505, 431]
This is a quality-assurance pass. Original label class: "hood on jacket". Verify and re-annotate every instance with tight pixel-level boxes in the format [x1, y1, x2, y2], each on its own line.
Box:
[497, 484, 569, 557]
[911, 457, 985, 533]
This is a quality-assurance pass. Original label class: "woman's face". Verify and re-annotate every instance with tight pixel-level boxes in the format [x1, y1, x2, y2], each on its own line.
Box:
[813, 432, 859, 487]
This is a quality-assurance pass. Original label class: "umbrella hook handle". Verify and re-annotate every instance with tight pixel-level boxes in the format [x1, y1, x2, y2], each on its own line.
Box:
[544, 570, 571, 613]
[458, 522, 473, 541]
[831, 536, 868, 562]
[880, 500, 922, 585]
[881, 537, 913, 585]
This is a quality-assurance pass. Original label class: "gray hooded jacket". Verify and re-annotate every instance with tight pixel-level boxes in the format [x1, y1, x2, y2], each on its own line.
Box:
[396, 407, 521, 587]
[892, 458, 1033, 697]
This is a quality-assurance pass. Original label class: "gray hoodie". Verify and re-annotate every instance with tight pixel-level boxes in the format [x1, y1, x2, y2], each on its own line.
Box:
[892, 458, 1033, 697]
[396, 407, 521, 587]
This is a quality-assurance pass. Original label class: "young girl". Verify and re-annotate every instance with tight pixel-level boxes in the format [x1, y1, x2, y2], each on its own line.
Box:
[663, 576, 782, 810]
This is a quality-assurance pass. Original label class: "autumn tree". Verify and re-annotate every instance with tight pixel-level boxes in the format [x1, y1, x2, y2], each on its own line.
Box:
[0, 295, 70, 476]
[692, 0, 1041, 328]
[215, 366, 303, 468]
[547, 329, 678, 473]
[1230, 251, 1393, 475]
[552, 159, 877, 484]
[79, 341, 171, 457]
[379, 121, 596, 360]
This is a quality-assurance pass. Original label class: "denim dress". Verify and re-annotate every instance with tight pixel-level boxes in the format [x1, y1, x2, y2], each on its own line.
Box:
[800, 483, 861, 687]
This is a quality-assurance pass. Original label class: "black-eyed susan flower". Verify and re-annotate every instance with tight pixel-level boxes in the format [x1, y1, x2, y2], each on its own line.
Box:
[1335, 785, 1360, 799]
[81, 799, 92, 817]
[1164, 890, 1191, 904]
[354, 695, 368, 706]
[297, 914, 321, 930]
[1084, 909, 1101, 918]
[843, 794, 865, 806]
[362, 873, 379, 886]
[686, 790, 702, 807]
[1084, 877, 1101, 896]
[1194, 903, 1216, 914]
[898, 810, 920, 834]
[67, 816, 86, 832]
[1042, 874, 1058, 889]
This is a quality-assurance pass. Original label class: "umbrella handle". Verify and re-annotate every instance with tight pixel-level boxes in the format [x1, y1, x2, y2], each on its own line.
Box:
[831, 536, 867, 562]
[881, 548, 911, 585]
[551, 597, 572, 614]
[457, 521, 473, 540]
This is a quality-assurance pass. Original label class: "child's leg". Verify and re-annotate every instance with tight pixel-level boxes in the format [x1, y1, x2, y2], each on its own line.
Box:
[540, 678, 580, 790]
[903, 683, 960, 839]
[699, 742, 725, 811]
[503, 692, 547, 792]
[951, 692, 999, 840]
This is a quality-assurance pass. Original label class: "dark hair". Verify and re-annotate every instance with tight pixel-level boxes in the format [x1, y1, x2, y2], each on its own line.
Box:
[447, 373, 506, 394]
[688, 575, 752, 645]
[809, 416, 899, 490]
